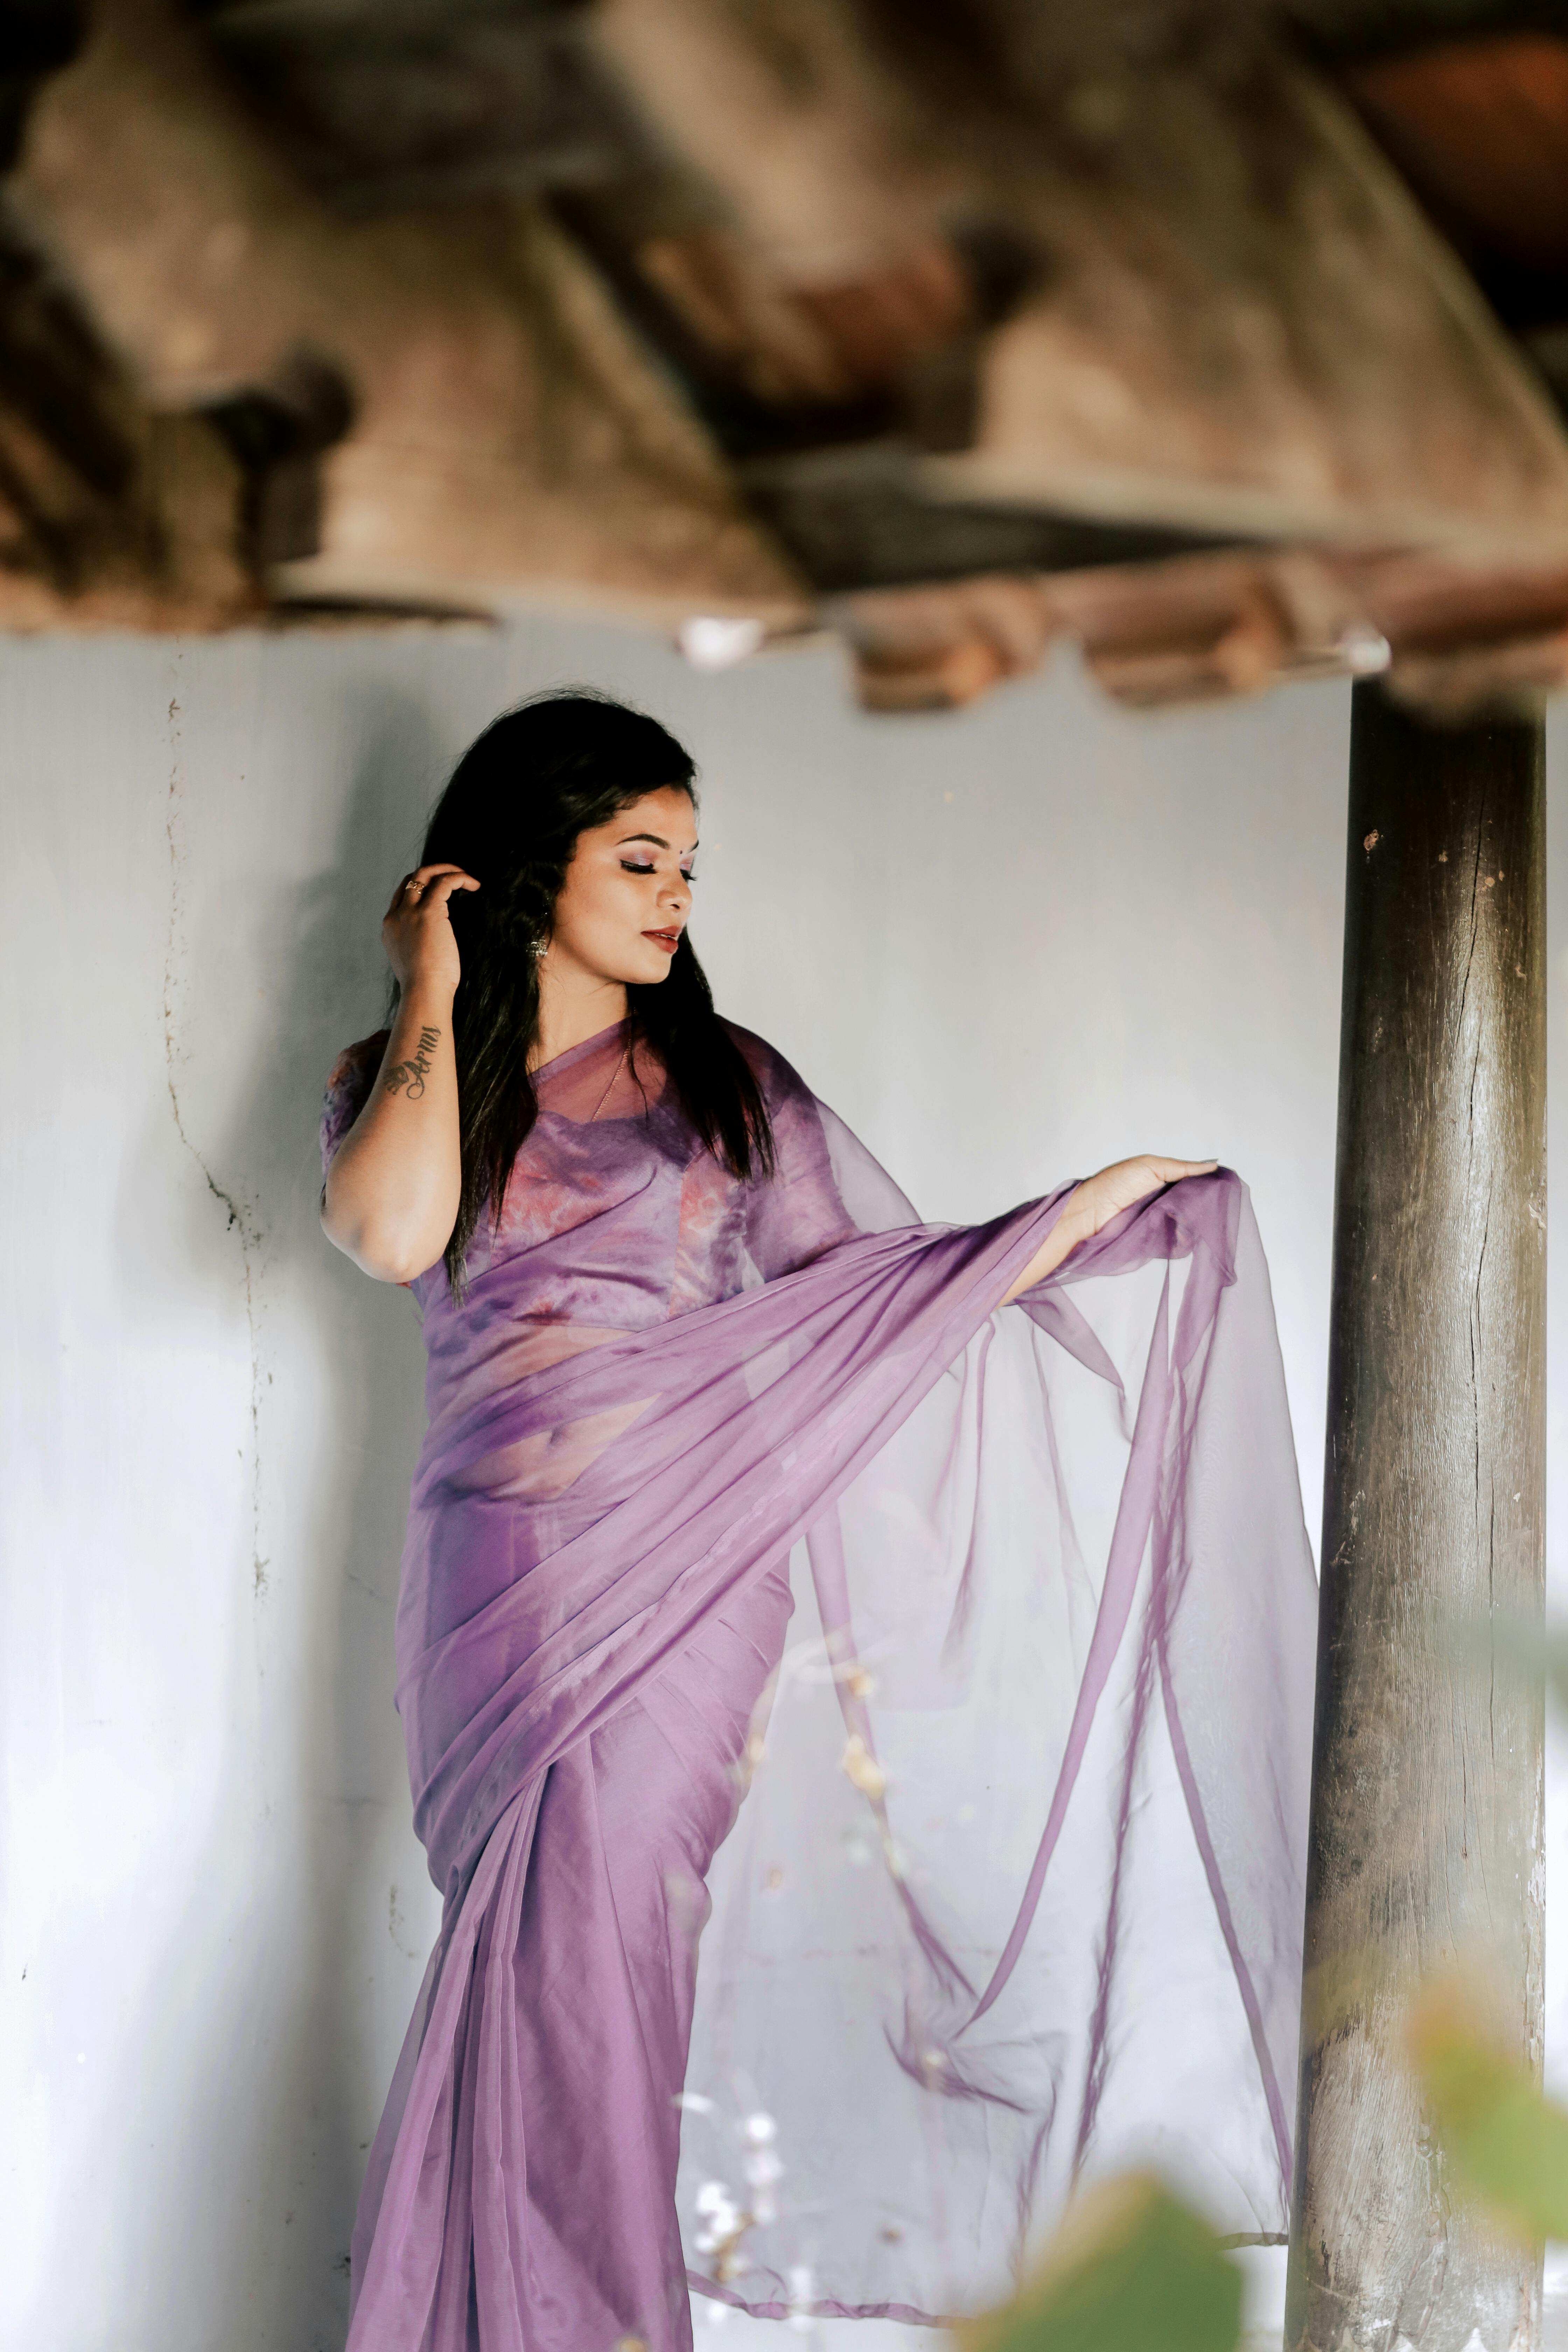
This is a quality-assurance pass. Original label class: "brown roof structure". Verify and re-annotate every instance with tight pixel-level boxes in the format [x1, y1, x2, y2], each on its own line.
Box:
[6, 0, 1568, 714]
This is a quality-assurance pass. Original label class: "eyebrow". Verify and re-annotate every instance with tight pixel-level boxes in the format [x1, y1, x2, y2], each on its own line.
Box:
[616, 831, 698, 853]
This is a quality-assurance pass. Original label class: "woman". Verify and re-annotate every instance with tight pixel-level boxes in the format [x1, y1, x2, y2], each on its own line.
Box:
[320, 693, 1315, 2349]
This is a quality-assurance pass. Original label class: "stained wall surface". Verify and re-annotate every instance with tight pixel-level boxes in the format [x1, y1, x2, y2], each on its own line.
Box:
[0, 616, 1561, 2351]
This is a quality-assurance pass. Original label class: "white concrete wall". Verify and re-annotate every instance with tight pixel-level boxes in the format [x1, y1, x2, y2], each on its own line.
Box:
[0, 616, 1561, 2351]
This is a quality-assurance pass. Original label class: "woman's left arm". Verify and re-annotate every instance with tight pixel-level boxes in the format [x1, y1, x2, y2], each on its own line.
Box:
[1001, 1154, 1218, 1304]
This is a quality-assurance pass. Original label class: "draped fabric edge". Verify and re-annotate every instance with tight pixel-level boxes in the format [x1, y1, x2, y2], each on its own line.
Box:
[797, 1170, 1295, 2199]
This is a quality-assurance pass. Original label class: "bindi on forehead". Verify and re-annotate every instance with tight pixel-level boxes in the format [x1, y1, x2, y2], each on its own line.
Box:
[613, 828, 699, 853]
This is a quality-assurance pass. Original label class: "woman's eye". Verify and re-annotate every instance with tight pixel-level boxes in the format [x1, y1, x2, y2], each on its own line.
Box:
[620, 861, 656, 874]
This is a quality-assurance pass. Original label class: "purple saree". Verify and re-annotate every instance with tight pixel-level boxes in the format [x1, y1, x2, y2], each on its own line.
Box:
[320, 1019, 1316, 2350]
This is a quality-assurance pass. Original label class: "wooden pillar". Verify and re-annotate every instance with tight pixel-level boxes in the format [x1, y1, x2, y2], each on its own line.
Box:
[1286, 684, 1546, 2352]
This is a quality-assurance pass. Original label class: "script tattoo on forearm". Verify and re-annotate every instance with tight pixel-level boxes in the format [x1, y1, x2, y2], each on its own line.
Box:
[383, 1025, 442, 1101]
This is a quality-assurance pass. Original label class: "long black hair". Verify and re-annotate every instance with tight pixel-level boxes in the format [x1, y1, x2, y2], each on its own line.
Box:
[416, 692, 775, 1292]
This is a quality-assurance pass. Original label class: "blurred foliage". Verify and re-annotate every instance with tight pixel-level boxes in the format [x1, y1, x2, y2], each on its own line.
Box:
[954, 2173, 1242, 2352]
[1410, 1985, 1568, 2246]
[1444, 1608, 1566, 1712]
[1549, 1634, 1568, 1713]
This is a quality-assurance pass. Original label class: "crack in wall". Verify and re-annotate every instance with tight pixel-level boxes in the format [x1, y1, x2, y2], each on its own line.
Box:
[162, 688, 270, 1600]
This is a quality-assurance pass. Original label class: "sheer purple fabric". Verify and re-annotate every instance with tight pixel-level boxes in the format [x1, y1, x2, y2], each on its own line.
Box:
[319, 1020, 1316, 2348]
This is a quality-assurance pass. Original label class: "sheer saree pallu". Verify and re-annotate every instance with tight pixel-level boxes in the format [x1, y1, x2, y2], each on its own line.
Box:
[321, 1023, 1316, 2351]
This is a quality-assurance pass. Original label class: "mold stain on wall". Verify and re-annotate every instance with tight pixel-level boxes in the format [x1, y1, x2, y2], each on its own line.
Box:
[161, 681, 271, 1600]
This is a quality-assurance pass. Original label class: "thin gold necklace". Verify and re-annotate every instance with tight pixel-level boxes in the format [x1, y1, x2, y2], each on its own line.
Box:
[585, 1036, 632, 1122]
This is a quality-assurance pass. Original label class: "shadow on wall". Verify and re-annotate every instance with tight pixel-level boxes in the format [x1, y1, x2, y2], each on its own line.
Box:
[128, 678, 455, 2348]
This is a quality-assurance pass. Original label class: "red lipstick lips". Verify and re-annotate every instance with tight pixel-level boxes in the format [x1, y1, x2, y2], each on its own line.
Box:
[643, 929, 681, 954]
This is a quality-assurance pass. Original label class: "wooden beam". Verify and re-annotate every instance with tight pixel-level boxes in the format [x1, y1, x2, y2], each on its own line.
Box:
[11, 0, 1568, 710]
[1286, 682, 1546, 2352]
[577, 0, 1568, 552]
[0, 204, 254, 626]
[9, 0, 805, 626]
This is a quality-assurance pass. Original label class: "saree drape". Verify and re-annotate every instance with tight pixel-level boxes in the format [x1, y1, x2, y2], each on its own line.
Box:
[320, 1020, 1316, 2350]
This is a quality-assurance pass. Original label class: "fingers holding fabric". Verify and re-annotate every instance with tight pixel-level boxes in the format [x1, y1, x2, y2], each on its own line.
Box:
[1069, 1154, 1219, 1240]
[1000, 1154, 1218, 1305]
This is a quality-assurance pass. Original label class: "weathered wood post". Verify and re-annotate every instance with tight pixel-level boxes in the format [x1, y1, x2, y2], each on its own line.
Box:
[1285, 682, 1546, 2352]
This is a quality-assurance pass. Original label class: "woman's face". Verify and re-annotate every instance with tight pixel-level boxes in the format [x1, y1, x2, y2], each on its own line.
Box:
[546, 785, 698, 990]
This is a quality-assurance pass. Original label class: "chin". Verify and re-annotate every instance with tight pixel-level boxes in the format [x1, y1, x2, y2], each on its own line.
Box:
[627, 952, 676, 985]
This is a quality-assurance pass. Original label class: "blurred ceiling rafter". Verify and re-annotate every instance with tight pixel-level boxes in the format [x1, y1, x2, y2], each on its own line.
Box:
[5, 0, 1568, 714]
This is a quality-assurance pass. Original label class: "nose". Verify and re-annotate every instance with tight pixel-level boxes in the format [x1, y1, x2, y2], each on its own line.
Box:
[662, 870, 692, 918]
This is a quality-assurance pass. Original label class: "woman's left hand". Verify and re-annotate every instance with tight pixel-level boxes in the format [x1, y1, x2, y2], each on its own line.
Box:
[1063, 1154, 1218, 1245]
[1001, 1153, 1218, 1305]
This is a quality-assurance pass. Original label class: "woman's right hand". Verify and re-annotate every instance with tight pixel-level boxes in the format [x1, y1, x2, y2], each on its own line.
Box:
[325, 866, 479, 1283]
[382, 864, 481, 998]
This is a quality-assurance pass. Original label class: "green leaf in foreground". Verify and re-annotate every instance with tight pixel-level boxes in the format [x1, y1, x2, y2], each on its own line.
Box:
[1412, 1987, 1568, 2243]
[955, 2173, 1243, 2352]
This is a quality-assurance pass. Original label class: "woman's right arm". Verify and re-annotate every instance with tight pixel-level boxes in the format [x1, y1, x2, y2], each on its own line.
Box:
[321, 864, 479, 1283]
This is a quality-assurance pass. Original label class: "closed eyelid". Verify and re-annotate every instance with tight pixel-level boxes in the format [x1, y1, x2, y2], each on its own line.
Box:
[617, 849, 696, 873]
